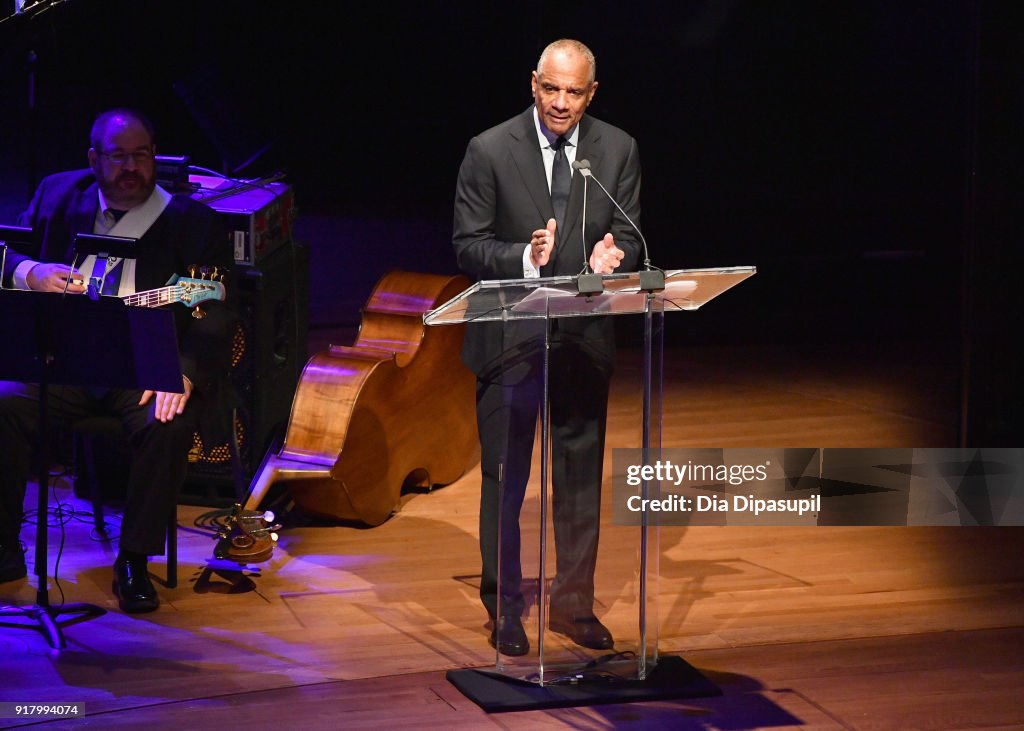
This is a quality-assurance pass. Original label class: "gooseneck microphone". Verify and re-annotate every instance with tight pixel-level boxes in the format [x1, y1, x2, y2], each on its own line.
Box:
[574, 158, 602, 295]
[572, 159, 665, 292]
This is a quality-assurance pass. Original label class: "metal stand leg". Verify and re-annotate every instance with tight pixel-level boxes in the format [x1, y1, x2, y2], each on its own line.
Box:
[0, 374, 105, 648]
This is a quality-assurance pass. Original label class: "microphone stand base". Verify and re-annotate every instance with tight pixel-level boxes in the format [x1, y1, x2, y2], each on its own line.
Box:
[576, 273, 604, 296]
[639, 269, 666, 293]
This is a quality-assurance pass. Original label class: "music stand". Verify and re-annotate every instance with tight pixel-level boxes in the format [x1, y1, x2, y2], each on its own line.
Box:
[73, 232, 137, 299]
[1, 225, 34, 287]
[0, 288, 182, 648]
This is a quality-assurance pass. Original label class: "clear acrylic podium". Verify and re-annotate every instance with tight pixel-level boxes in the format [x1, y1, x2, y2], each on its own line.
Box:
[424, 267, 755, 685]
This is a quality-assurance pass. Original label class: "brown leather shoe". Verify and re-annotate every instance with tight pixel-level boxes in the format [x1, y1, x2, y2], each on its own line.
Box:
[112, 554, 159, 614]
[549, 612, 614, 650]
[489, 615, 529, 656]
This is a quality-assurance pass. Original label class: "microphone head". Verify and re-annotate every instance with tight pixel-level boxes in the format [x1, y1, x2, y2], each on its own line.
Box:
[571, 159, 591, 171]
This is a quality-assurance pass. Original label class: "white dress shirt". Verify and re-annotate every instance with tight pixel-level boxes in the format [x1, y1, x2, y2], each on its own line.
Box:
[522, 107, 581, 277]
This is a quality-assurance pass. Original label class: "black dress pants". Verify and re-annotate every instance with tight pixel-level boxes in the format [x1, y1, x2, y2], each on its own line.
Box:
[476, 336, 610, 621]
[0, 381, 196, 555]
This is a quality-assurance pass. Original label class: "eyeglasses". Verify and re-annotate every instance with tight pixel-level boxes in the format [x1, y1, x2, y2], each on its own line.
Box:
[97, 149, 154, 165]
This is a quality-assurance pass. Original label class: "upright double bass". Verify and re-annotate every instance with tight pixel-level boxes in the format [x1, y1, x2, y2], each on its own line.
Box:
[243, 270, 477, 525]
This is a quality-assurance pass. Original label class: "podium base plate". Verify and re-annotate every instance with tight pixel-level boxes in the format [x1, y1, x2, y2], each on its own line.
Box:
[445, 654, 719, 713]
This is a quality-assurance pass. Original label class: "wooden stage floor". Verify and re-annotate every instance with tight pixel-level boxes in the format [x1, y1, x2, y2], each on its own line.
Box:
[2, 339, 1022, 729]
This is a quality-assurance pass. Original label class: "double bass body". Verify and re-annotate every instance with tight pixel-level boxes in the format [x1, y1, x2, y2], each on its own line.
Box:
[244, 270, 477, 526]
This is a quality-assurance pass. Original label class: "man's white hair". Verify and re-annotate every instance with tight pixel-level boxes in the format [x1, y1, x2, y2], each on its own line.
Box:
[536, 39, 596, 85]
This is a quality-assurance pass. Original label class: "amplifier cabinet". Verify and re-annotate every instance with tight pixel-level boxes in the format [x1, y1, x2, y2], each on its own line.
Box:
[183, 241, 309, 503]
[192, 176, 295, 265]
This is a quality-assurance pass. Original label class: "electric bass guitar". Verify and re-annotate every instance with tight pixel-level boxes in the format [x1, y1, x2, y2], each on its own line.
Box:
[120, 272, 226, 318]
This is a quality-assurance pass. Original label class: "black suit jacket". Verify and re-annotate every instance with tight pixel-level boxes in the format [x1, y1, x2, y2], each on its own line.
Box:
[453, 108, 642, 376]
[6, 169, 234, 391]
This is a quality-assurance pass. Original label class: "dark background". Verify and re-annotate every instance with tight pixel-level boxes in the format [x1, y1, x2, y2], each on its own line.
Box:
[1, 0, 1020, 444]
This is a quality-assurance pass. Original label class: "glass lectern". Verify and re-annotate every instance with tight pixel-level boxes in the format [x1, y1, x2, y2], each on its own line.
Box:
[424, 267, 755, 685]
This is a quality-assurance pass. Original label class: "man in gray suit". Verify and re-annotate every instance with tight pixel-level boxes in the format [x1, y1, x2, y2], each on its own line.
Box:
[453, 39, 642, 655]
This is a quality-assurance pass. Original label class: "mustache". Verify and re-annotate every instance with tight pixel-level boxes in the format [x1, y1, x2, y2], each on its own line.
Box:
[116, 171, 146, 184]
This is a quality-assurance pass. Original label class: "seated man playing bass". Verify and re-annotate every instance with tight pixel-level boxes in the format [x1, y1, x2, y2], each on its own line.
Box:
[0, 108, 233, 613]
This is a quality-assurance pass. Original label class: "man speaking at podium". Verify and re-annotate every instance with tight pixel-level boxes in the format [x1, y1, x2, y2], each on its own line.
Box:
[0, 108, 233, 613]
[453, 39, 642, 655]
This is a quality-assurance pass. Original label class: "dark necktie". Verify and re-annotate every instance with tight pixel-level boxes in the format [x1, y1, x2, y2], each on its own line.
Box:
[90, 257, 123, 296]
[550, 136, 570, 233]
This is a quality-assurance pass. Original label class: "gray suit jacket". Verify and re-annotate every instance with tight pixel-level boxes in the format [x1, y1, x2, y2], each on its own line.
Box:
[453, 107, 642, 376]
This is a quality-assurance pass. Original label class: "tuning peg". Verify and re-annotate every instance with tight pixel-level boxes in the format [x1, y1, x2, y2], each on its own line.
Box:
[192, 305, 206, 320]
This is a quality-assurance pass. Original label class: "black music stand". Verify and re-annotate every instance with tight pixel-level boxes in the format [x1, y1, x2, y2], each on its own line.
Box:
[73, 232, 137, 299]
[1, 224, 35, 286]
[0, 288, 182, 648]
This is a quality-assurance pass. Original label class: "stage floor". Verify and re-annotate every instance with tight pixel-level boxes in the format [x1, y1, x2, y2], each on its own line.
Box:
[2, 339, 1022, 729]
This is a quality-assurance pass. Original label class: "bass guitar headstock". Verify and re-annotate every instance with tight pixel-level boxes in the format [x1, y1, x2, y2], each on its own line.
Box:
[181, 264, 228, 319]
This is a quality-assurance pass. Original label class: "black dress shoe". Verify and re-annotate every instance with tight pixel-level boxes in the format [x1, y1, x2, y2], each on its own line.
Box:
[488, 615, 529, 656]
[549, 612, 614, 650]
[0, 540, 27, 583]
[112, 554, 159, 614]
